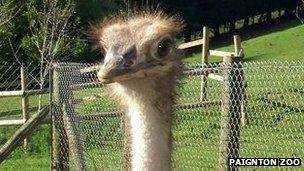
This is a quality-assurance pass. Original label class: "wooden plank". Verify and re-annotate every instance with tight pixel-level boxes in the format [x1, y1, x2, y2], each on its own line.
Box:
[0, 89, 49, 98]
[208, 74, 224, 82]
[209, 50, 235, 57]
[0, 118, 50, 126]
[21, 66, 29, 148]
[25, 89, 49, 96]
[202, 26, 210, 64]
[0, 106, 49, 163]
[200, 26, 210, 101]
[178, 39, 203, 49]
[0, 119, 25, 126]
[0, 90, 23, 97]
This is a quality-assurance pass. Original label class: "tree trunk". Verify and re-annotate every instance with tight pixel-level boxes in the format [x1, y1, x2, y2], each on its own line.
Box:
[243, 17, 249, 28]
[213, 25, 220, 36]
[258, 13, 265, 23]
[229, 21, 235, 32]
[184, 28, 192, 42]
[38, 57, 44, 112]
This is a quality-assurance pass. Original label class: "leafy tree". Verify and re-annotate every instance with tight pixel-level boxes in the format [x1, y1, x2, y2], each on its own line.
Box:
[0, 0, 24, 64]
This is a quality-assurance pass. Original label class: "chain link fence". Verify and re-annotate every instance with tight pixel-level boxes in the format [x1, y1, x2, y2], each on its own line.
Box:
[0, 60, 303, 170]
[51, 60, 304, 170]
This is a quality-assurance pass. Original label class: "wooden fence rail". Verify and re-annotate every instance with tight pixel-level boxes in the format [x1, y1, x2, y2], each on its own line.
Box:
[0, 89, 49, 98]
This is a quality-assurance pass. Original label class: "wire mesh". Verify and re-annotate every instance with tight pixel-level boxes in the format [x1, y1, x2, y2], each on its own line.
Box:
[0, 62, 51, 170]
[0, 62, 50, 120]
[2, 60, 303, 170]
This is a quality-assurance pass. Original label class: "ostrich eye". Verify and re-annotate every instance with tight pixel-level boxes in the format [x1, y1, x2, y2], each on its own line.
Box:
[156, 38, 172, 58]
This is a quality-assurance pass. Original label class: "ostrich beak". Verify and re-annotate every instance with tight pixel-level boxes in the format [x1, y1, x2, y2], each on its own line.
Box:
[97, 45, 137, 83]
[97, 45, 170, 83]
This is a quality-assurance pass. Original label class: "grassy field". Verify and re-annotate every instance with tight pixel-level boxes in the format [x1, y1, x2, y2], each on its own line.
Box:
[0, 19, 304, 170]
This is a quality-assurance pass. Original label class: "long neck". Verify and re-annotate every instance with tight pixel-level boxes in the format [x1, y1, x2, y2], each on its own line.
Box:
[111, 77, 176, 171]
[127, 97, 172, 171]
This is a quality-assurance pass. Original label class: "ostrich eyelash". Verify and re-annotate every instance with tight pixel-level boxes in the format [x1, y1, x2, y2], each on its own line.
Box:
[150, 35, 173, 59]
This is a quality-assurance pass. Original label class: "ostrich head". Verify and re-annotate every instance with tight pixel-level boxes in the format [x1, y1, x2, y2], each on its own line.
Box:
[91, 11, 184, 84]
[91, 10, 184, 170]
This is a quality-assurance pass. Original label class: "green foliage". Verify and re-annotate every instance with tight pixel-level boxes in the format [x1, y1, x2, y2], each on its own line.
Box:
[0, 0, 126, 64]
[75, 0, 126, 24]
[20, 35, 39, 62]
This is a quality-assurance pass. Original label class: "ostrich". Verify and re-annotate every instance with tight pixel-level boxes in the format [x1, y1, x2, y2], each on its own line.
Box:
[91, 10, 184, 171]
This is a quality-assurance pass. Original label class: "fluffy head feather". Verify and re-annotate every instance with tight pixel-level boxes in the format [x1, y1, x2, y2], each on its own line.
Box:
[90, 9, 184, 56]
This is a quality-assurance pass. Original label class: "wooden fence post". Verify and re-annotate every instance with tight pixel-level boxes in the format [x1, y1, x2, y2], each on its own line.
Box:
[20, 66, 29, 148]
[233, 35, 241, 55]
[218, 55, 242, 171]
[52, 64, 87, 171]
[62, 65, 87, 171]
[234, 35, 246, 126]
[62, 104, 87, 171]
[200, 26, 210, 102]
[52, 65, 70, 171]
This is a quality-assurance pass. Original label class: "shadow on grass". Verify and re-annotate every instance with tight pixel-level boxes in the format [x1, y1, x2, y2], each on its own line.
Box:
[242, 54, 267, 62]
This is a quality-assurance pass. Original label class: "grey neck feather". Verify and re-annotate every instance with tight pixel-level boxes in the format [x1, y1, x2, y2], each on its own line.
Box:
[110, 73, 178, 171]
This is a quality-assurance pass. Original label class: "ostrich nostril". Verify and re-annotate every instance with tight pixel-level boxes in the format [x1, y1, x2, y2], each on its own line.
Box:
[124, 59, 134, 68]
[123, 45, 137, 66]
[116, 57, 124, 66]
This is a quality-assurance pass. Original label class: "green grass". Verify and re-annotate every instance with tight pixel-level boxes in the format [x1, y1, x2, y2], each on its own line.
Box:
[1, 19, 304, 170]
[0, 124, 51, 170]
[1, 154, 50, 171]
[0, 94, 51, 170]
